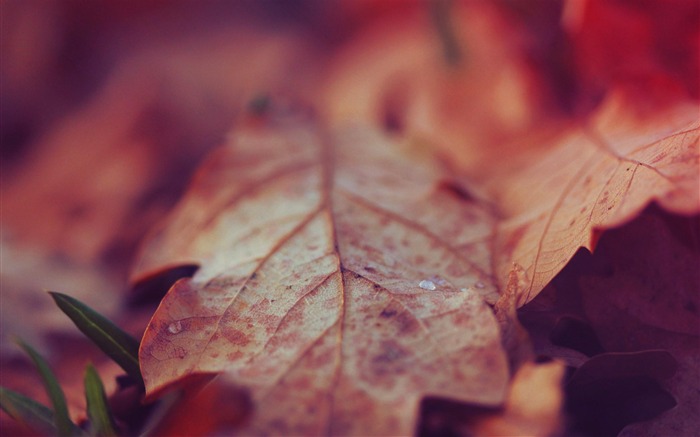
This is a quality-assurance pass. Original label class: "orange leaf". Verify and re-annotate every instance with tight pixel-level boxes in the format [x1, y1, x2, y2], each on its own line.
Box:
[483, 91, 699, 305]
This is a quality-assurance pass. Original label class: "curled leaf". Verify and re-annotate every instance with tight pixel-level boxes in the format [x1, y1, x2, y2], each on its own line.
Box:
[486, 91, 699, 305]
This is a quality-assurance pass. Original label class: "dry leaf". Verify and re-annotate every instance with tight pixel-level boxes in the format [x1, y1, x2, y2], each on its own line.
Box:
[143, 378, 251, 437]
[519, 207, 699, 435]
[470, 360, 565, 437]
[483, 91, 699, 305]
[579, 210, 699, 437]
[416, 360, 565, 437]
[134, 108, 509, 435]
[1, 26, 316, 268]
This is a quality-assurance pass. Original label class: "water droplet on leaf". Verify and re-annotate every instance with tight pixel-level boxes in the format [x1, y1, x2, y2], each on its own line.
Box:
[474, 281, 485, 289]
[419, 280, 437, 290]
[168, 321, 183, 334]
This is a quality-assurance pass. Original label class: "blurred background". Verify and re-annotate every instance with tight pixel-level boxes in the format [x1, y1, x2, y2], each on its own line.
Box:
[1, 0, 698, 433]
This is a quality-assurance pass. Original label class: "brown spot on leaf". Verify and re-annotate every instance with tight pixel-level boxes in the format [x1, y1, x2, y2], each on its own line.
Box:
[371, 340, 411, 377]
[380, 308, 398, 318]
[223, 328, 251, 347]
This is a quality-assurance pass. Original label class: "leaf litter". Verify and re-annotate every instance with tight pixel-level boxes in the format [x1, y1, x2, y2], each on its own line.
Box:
[134, 86, 698, 434]
[2, 2, 699, 436]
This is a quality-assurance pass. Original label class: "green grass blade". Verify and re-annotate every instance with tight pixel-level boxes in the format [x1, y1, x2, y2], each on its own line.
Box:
[0, 386, 57, 435]
[84, 364, 117, 437]
[16, 339, 78, 437]
[49, 292, 142, 385]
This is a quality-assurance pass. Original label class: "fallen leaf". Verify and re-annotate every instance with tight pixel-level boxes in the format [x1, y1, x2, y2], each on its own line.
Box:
[416, 360, 565, 437]
[483, 90, 699, 305]
[565, 350, 678, 437]
[518, 206, 700, 436]
[135, 108, 509, 435]
[579, 209, 700, 437]
[144, 379, 251, 437]
[1, 25, 317, 269]
[470, 360, 565, 437]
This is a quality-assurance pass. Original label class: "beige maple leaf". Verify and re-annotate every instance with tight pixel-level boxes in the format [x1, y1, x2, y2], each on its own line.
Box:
[134, 109, 509, 435]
